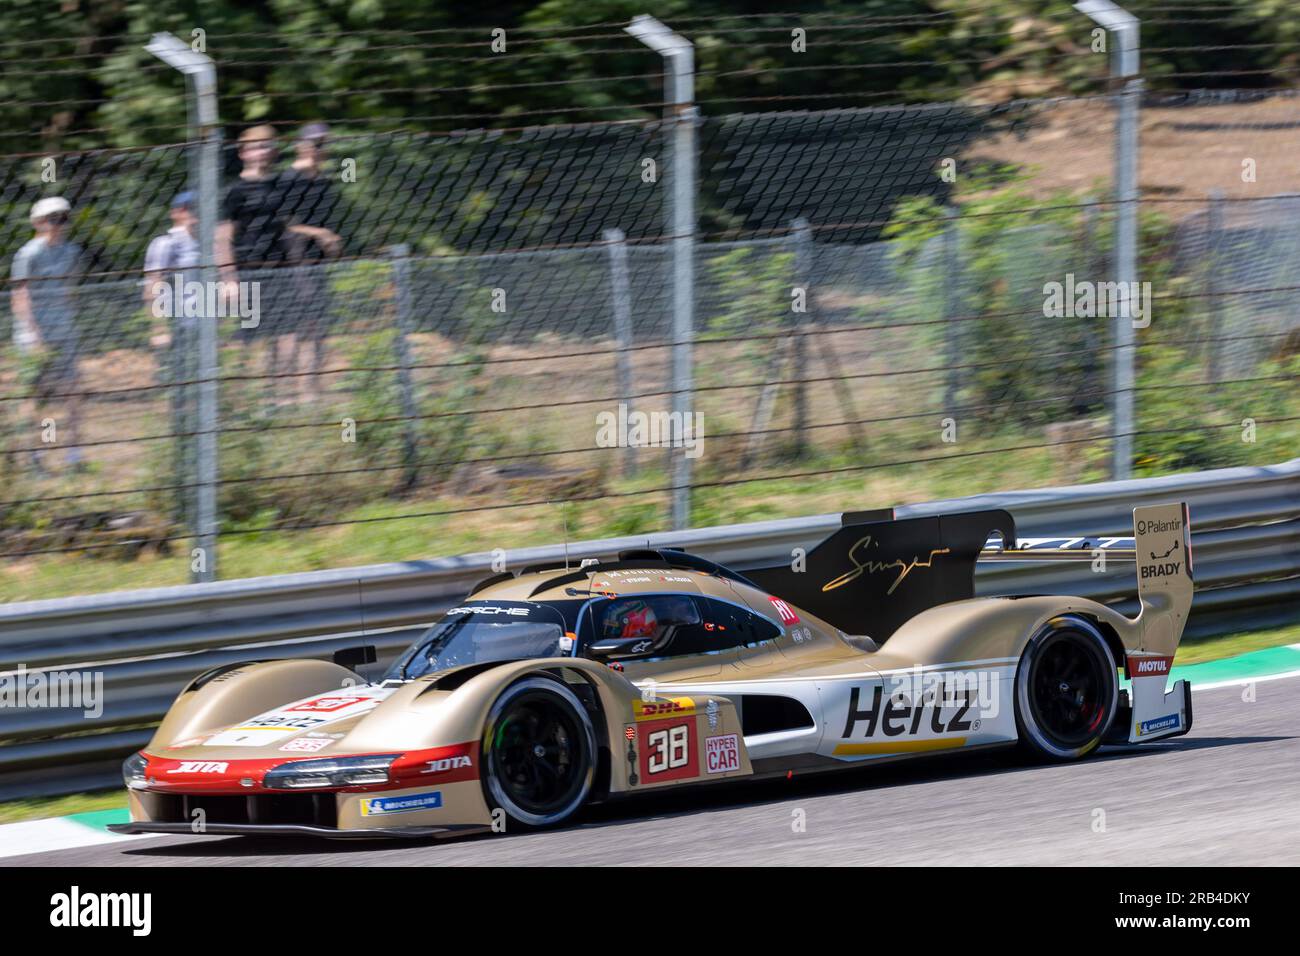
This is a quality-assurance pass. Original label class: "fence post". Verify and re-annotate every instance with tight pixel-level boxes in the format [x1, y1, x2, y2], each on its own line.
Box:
[795, 218, 868, 457]
[389, 244, 422, 490]
[603, 229, 638, 477]
[942, 207, 962, 411]
[146, 33, 220, 582]
[194, 74, 221, 582]
[626, 15, 695, 530]
[791, 220, 810, 456]
[1205, 189, 1225, 381]
[1075, 0, 1141, 480]
[1078, 197, 1102, 414]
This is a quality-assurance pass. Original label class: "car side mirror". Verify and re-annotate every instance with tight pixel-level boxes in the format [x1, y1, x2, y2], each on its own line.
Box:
[332, 645, 377, 669]
[587, 636, 657, 661]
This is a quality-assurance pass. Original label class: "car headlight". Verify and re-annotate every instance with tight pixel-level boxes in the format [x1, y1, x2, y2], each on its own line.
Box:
[122, 751, 149, 790]
[263, 754, 401, 790]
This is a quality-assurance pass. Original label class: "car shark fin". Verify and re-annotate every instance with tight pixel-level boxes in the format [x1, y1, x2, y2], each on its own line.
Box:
[745, 508, 1015, 641]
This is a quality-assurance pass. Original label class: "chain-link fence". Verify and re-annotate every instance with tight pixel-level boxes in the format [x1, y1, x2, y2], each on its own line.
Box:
[1, 85, 1297, 584]
[0, 98, 1079, 284]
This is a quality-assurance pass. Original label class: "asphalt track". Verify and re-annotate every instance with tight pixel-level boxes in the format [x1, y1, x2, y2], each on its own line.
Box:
[6, 680, 1298, 866]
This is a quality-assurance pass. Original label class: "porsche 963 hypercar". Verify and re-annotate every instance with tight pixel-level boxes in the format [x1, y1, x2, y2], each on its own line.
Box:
[111, 502, 1194, 839]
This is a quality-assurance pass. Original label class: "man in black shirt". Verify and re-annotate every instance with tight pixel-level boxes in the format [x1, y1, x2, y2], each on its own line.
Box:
[217, 125, 296, 403]
[278, 122, 344, 403]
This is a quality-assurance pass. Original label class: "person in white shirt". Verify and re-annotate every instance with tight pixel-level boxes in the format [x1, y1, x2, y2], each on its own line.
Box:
[11, 196, 85, 472]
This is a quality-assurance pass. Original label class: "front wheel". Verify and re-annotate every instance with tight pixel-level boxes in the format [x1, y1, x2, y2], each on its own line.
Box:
[481, 676, 596, 830]
[1014, 617, 1118, 761]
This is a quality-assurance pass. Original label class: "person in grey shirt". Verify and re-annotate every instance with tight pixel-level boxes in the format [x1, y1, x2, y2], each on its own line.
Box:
[10, 196, 85, 471]
[143, 190, 201, 347]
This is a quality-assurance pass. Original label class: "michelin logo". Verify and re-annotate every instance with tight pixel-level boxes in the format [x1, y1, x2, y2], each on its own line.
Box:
[360, 791, 443, 815]
[1137, 713, 1180, 737]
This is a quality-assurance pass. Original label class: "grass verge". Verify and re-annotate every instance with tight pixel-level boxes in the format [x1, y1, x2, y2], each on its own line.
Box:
[0, 789, 126, 825]
[1174, 621, 1300, 667]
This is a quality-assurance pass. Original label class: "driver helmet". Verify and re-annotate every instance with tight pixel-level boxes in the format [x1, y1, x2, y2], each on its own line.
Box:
[616, 601, 658, 639]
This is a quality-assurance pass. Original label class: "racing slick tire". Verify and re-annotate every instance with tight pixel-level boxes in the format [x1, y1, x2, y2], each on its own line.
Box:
[1014, 616, 1119, 761]
[481, 675, 597, 830]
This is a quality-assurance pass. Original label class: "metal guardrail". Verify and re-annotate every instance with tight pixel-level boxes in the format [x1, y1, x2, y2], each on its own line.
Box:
[0, 459, 1296, 800]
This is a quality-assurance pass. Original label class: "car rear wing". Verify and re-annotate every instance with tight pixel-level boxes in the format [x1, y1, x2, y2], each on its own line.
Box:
[978, 503, 1195, 638]
[978, 536, 1137, 562]
[745, 502, 1193, 645]
[979, 502, 1195, 656]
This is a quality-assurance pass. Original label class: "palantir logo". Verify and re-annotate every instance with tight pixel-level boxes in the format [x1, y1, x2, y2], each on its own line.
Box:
[49, 886, 151, 936]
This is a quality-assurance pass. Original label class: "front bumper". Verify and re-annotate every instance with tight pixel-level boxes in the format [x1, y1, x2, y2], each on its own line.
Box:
[107, 821, 488, 840]
[125, 763, 493, 834]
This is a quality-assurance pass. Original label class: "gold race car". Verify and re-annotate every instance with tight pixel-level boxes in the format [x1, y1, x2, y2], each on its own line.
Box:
[110, 502, 1194, 839]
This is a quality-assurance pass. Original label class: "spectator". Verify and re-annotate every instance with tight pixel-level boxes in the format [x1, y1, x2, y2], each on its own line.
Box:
[216, 125, 294, 404]
[143, 190, 201, 349]
[280, 122, 344, 403]
[10, 196, 85, 473]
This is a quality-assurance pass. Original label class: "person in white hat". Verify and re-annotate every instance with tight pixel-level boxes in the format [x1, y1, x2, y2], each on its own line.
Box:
[10, 195, 85, 472]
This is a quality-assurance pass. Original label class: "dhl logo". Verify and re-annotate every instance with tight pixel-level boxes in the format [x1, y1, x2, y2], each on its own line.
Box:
[633, 697, 696, 721]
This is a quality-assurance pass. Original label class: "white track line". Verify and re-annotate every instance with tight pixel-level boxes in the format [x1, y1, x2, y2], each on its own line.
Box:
[1191, 668, 1300, 692]
[0, 817, 156, 861]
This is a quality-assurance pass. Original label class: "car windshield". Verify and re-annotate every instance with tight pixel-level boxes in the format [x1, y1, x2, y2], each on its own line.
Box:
[385, 602, 568, 680]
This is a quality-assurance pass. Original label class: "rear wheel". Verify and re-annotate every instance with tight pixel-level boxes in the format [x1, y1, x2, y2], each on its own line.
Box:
[481, 676, 596, 829]
[1014, 617, 1118, 761]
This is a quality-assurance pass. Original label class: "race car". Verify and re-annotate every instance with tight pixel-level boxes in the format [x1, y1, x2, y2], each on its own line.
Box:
[110, 501, 1194, 839]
